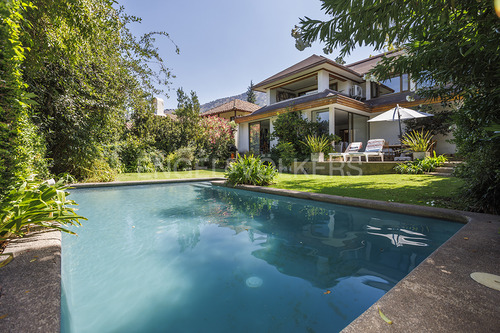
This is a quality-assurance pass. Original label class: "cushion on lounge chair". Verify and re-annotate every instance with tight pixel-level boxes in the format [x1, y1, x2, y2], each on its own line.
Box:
[346, 142, 362, 152]
[364, 139, 385, 152]
[328, 142, 363, 162]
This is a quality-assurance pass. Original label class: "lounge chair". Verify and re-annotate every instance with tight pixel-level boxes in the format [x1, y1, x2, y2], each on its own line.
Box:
[347, 139, 385, 162]
[328, 142, 363, 162]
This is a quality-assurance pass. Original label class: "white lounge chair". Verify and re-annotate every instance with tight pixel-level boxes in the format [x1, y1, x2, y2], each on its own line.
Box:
[328, 142, 363, 162]
[347, 139, 386, 162]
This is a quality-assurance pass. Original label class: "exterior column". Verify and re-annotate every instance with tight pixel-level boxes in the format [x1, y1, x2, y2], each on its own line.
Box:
[318, 70, 329, 92]
[269, 117, 277, 149]
[329, 105, 335, 135]
[365, 81, 371, 100]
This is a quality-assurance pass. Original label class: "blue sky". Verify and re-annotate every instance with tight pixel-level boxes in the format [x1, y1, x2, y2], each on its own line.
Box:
[117, 0, 376, 109]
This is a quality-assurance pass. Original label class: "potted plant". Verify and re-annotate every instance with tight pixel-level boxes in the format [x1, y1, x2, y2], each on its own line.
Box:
[301, 135, 331, 162]
[401, 130, 435, 160]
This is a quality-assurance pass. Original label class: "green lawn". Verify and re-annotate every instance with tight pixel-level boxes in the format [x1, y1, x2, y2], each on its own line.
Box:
[270, 173, 463, 209]
[115, 169, 226, 182]
[115, 170, 463, 209]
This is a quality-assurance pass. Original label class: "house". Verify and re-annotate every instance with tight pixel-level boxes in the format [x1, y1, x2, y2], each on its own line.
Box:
[200, 99, 261, 121]
[235, 53, 456, 156]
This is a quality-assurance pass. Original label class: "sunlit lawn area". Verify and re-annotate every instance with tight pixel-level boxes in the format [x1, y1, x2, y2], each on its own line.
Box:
[271, 173, 464, 209]
[115, 170, 463, 209]
[115, 169, 226, 182]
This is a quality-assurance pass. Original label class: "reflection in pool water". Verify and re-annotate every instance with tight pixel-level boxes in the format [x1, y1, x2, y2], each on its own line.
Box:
[62, 183, 462, 333]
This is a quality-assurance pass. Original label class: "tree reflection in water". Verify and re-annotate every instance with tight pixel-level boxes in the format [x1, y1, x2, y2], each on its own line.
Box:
[158, 184, 459, 290]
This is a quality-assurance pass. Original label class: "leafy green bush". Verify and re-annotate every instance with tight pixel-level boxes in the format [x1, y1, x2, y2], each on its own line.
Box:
[271, 142, 296, 171]
[225, 154, 278, 186]
[164, 146, 196, 171]
[271, 110, 326, 159]
[0, 177, 86, 239]
[395, 153, 448, 174]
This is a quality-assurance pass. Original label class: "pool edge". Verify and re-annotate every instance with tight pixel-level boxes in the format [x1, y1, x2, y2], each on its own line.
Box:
[0, 229, 61, 333]
[71, 177, 225, 188]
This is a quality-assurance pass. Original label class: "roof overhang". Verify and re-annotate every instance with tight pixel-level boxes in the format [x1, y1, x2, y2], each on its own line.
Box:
[236, 91, 449, 124]
[235, 91, 368, 123]
[253, 57, 364, 93]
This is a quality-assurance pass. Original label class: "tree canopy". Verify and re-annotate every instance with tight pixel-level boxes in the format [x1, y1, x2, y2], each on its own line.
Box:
[297, 0, 500, 213]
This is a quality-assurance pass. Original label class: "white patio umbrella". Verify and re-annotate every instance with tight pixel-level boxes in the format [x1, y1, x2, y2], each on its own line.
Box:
[367, 104, 433, 141]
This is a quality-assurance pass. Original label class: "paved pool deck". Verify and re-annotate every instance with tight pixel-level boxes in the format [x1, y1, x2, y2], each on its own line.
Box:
[0, 179, 499, 332]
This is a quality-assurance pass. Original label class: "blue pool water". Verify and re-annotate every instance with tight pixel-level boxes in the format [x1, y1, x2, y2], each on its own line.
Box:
[61, 183, 462, 333]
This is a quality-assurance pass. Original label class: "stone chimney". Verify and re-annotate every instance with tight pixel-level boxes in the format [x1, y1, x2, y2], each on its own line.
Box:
[152, 97, 164, 116]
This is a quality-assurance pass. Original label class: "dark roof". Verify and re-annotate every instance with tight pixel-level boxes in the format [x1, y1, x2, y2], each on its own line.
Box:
[254, 55, 363, 89]
[249, 89, 339, 118]
[346, 50, 403, 75]
[201, 99, 260, 117]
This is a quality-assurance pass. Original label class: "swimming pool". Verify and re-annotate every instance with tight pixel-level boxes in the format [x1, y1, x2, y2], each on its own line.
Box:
[61, 183, 462, 332]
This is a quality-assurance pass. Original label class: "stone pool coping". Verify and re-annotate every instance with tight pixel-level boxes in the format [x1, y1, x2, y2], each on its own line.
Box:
[1, 179, 498, 332]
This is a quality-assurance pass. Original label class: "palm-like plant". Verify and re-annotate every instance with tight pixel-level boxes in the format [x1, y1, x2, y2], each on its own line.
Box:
[300, 135, 331, 153]
[401, 130, 435, 152]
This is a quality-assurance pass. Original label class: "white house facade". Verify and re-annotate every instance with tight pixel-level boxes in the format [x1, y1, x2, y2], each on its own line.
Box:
[235, 53, 456, 156]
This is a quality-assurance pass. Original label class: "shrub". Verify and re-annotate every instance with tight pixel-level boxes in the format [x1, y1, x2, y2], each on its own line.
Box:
[271, 110, 325, 159]
[394, 153, 448, 174]
[271, 142, 296, 171]
[402, 130, 435, 152]
[197, 116, 236, 162]
[225, 154, 278, 186]
[120, 137, 164, 174]
[82, 158, 117, 182]
[164, 146, 196, 171]
[0, 177, 86, 239]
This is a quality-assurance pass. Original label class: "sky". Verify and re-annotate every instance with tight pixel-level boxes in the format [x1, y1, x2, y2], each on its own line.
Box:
[117, 0, 377, 110]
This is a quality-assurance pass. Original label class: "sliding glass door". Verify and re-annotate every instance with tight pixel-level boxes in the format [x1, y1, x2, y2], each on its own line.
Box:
[334, 109, 369, 152]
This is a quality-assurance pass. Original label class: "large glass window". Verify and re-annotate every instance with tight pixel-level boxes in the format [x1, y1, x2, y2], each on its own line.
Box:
[249, 122, 260, 153]
[381, 74, 410, 94]
[313, 109, 329, 136]
[249, 120, 270, 154]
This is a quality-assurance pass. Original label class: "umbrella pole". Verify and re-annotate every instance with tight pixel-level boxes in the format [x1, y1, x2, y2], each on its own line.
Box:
[397, 104, 403, 149]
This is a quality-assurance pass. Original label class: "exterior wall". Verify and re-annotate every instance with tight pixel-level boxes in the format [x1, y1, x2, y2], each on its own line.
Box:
[237, 122, 249, 152]
[337, 80, 352, 96]
[370, 121, 404, 146]
[434, 132, 456, 155]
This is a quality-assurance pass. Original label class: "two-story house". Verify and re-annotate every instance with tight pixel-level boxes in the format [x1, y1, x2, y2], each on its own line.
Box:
[235, 53, 455, 156]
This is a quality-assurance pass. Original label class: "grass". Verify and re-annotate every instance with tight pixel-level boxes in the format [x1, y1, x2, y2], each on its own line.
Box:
[115, 170, 463, 210]
[270, 173, 464, 209]
[115, 169, 226, 182]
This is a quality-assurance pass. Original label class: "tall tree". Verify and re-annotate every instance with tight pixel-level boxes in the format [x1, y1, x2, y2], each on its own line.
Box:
[174, 88, 201, 148]
[296, 0, 500, 213]
[0, 0, 47, 195]
[18, 0, 176, 180]
[246, 80, 257, 104]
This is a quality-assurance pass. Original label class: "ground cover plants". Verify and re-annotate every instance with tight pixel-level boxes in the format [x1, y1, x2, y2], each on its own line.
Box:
[394, 153, 448, 174]
[0, 177, 86, 241]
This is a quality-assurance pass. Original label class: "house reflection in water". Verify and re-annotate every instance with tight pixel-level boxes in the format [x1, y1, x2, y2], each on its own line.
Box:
[200, 186, 444, 293]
